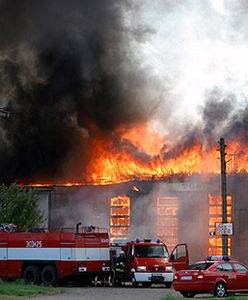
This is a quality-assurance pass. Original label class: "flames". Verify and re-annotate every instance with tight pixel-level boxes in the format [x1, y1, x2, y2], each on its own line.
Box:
[82, 127, 248, 185]
[20, 123, 248, 186]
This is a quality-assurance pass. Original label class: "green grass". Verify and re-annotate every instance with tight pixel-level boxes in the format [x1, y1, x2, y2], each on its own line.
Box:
[0, 280, 61, 297]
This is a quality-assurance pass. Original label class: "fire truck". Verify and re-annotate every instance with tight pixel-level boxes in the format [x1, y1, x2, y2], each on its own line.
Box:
[0, 224, 189, 287]
[111, 239, 189, 287]
[0, 223, 110, 286]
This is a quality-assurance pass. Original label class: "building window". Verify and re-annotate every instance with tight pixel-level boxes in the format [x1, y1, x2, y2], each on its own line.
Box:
[208, 194, 232, 256]
[110, 195, 130, 242]
[156, 197, 178, 249]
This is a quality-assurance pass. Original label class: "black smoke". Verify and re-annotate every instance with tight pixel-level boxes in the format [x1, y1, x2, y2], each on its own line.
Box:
[227, 105, 248, 142]
[0, 0, 161, 183]
[201, 88, 248, 146]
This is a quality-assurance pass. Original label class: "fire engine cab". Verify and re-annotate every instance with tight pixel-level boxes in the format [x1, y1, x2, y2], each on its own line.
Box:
[111, 239, 189, 287]
[0, 223, 110, 285]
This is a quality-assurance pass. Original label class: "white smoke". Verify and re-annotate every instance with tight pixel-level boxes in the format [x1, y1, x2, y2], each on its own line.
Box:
[125, 0, 248, 144]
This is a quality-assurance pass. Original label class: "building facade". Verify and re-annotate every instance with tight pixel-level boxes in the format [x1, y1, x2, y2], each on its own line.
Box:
[37, 174, 248, 264]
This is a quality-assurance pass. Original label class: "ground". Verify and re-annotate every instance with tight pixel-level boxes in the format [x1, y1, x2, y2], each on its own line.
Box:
[14, 286, 181, 300]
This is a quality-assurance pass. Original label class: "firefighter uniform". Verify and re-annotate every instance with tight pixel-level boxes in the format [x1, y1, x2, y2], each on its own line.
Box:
[116, 258, 125, 273]
[115, 252, 125, 273]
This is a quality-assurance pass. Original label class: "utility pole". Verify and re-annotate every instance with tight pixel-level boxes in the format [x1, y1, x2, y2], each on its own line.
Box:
[218, 137, 228, 256]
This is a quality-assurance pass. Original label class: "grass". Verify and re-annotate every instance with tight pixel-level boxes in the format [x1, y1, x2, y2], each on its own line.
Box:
[0, 280, 61, 297]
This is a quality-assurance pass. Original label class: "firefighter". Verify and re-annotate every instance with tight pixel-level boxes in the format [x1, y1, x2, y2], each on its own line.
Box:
[115, 250, 125, 274]
[111, 250, 126, 286]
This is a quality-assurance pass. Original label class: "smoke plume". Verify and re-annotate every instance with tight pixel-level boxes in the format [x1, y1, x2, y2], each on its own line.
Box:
[0, 0, 164, 183]
[0, 0, 247, 183]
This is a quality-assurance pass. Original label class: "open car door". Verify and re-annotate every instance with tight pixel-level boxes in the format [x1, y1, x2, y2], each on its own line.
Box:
[169, 243, 189, 271]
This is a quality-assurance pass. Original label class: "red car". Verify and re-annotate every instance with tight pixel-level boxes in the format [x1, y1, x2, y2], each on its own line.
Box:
[173, 256, 248, 297]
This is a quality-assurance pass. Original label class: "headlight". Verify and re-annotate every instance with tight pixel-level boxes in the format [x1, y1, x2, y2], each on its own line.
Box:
[137, 266, 147, 271]
[165, 266, 173, 271]
[174, 275, 178, 280]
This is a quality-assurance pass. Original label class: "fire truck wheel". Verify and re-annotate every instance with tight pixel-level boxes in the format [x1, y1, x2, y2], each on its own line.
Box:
[41, 265, 57, 286]
[23, 265, 41, 284]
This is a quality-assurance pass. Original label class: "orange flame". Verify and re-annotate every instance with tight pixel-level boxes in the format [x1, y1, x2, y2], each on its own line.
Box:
[83, 128, 248, 185]
[19, 123, 248, 186]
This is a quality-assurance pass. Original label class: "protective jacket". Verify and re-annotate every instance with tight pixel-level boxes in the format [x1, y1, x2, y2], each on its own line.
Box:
[116, 256, 125, 272]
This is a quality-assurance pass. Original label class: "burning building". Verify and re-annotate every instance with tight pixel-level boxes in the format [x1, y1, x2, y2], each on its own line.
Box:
[0, 1, 248, 265]
[35, 173, 248, 264]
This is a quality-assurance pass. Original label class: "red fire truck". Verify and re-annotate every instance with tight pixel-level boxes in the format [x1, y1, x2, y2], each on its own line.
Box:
[0, 224, 189, 287]
[0, 223, 110, 285]
[111, 239, 189, 287]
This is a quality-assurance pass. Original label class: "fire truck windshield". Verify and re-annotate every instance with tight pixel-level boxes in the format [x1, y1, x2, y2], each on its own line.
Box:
[134, 245, 169, 258]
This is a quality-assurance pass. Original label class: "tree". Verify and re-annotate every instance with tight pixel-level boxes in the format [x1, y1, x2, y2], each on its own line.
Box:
[0, 183, 45, 231]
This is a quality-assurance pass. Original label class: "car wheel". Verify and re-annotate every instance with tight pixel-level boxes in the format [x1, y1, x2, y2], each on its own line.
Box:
[181, 291, 196, 298]
[214, 281, 227, 297]
[23, 265, 41, 284]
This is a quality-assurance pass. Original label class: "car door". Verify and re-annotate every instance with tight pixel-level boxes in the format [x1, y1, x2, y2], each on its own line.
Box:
[216, 262, 236, 290]
[170, 243, 189, 271]
[124, 245, 133, 280]
[232, 262, 248, 291]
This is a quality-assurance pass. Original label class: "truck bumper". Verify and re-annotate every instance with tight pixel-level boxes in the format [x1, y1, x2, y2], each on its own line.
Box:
[133, 272, 174, 283]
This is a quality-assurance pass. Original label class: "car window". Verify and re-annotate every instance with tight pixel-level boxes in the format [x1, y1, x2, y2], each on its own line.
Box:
[217, 263, 234, 272]
[175, 245, 187, 259]
[188, 263, 214, 270]
[233, 263, 248, 273]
